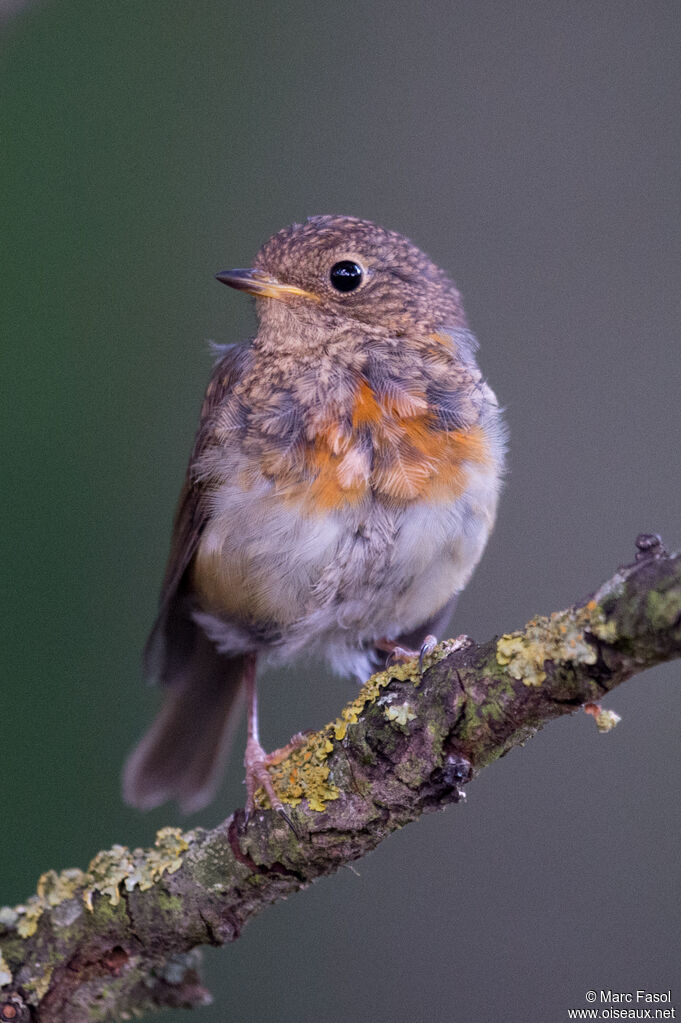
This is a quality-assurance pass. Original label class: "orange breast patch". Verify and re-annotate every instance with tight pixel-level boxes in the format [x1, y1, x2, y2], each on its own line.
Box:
[259, 379, 491, 513]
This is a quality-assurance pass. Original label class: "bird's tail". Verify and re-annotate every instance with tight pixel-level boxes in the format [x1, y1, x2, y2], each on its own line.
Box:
[122, 631, 250, 813]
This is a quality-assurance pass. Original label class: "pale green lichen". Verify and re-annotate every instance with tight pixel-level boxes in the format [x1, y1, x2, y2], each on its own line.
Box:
[84, 845, 136, 910]
[0, 949, 12, 988]
[15, 897, 45, 938]
[0, 828, 193, 933]
[260, 638, 461, 811]
[647, 588, 681, 631]
[23, 965, 53, 1001]
[592, 707, 621, 732]
[85, 828, 192, 909]
[384, 702, 417, 726]
[0, 907, 19, 931]
[122, 827, 189, 895]
[332, 638, 459, 741]
[496, 601, 616, 686]
[585, 704, 622, 733]
[37, 867, 89, 907]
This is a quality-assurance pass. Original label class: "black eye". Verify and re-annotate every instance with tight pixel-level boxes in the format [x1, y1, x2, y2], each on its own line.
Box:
[329, 260, 363, 293]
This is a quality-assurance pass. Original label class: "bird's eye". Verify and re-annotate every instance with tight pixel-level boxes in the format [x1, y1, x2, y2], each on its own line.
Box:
[329, 260, 363, 293]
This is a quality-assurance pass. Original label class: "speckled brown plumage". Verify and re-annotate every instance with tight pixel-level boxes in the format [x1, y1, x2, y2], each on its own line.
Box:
[123, 215, 505, 815]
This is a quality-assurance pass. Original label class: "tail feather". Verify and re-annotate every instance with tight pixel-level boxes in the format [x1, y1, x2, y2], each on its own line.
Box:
[123, 629, 249, 813]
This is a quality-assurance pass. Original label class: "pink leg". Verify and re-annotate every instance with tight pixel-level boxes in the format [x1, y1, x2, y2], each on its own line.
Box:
[243, 654, 307, 819]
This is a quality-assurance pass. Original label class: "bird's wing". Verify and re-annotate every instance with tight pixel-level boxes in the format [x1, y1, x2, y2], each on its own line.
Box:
[143, 344, 251, 685]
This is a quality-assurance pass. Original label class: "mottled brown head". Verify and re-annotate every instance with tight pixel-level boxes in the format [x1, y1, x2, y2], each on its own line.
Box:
[216, 215, 467, 334]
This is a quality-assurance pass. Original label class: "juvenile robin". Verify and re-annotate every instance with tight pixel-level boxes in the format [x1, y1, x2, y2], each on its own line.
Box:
[123, 215, 505, 816]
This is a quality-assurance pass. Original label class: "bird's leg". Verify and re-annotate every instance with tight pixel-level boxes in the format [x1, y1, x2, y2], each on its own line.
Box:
[243, 655, 307, 820]
[377, 635, 438, 672]
[243, 656, 282, 816]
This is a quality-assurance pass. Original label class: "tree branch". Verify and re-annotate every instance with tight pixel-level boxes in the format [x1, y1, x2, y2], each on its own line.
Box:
[2, 535, 680, 1022]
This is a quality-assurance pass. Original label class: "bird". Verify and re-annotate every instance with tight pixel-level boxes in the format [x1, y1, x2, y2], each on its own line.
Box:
[123, 215, 505, 817]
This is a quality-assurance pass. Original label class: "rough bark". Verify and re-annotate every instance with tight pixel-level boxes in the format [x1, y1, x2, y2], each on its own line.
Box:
[1, 535, 680, 1023]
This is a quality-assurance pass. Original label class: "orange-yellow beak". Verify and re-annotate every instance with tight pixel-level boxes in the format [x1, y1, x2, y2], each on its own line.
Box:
[215, 268, 316, 301]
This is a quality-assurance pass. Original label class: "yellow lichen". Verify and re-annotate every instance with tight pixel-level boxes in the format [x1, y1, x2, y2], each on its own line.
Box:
[496, 602, 616, 686]
[0, 950, 12, 988]
[259, 638, 461, 811]
[258, 728, 339, 812]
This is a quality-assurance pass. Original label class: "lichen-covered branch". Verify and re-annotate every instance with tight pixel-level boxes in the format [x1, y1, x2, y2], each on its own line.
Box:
[2, 535, 680, 1023]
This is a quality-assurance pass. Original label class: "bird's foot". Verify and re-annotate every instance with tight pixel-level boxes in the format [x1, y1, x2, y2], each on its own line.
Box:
[378, 635, 438, 673]
[244, 732, 310, 824]
[417, 634, 438, 671]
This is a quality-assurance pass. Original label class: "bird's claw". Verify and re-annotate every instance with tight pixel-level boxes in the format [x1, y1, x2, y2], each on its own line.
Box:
[275, 804, 301, 838]
[418, 634, 438, 672]
[384, 634, 438, 673]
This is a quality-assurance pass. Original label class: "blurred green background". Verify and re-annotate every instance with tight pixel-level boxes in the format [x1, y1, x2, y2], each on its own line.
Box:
[2, 2, 679, 1021]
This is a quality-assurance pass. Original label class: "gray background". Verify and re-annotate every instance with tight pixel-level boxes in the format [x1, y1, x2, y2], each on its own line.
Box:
[2, 2, 679, 1021]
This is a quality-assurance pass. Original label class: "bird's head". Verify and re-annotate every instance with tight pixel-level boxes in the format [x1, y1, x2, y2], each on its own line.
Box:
[216, 215, 467, 337]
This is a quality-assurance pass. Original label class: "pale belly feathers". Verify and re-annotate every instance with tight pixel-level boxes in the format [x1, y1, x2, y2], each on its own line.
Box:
[192, 456, 499, 681]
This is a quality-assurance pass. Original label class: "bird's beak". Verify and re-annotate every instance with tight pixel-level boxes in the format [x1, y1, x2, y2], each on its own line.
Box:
[215, 268, 316, 302]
